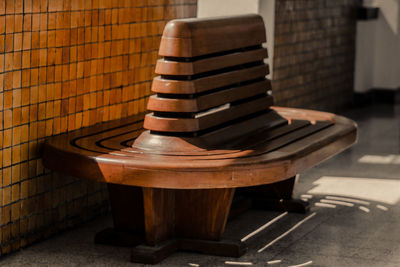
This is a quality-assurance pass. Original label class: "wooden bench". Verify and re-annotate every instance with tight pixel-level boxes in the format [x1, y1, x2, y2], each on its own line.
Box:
[43, 14, 357, 264]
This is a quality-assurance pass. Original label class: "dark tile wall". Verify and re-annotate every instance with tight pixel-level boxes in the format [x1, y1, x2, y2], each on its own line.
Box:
[0, 0, 196, 255]
[272, 0, 359, 111]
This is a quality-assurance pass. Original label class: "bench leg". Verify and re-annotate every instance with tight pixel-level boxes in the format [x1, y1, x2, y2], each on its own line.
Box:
[237, 176, 309, 213]
[95, 184, 245, 264]
[94, 183, 145, 246]
[131, 187, 246, 264]
[174, 188, 235, 240]
[141, 187, 238, 244]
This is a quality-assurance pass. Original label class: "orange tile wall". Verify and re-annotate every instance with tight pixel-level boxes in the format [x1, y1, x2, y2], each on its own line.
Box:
[0, 0, 197, 255]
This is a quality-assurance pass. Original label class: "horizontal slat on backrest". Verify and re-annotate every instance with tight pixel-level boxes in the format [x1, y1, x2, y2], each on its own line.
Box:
[147, 80, 271, 113]
[159, 14, 266, 57]
[155, 48, 268, 76]
[144, 95, 274, 132]
[152, 65, 269, 94]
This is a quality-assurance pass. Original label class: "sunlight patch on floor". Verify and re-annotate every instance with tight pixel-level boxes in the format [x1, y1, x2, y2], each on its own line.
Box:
[307, 176, 400, 205]
[358, 154, 400, 164]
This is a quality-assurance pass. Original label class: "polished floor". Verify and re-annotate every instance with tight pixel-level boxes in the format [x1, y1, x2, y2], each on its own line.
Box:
[1, 103, 400, 267]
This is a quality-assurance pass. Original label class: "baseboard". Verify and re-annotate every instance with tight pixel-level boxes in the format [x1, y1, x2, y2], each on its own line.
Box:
[354, 88, 400, 106]
[353, 92, 373, 106]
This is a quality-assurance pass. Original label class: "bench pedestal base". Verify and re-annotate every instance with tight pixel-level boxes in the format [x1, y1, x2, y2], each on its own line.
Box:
[131, 239, 246, 264]
[96, 177, 306, 264]
[236, 176, 309, 214]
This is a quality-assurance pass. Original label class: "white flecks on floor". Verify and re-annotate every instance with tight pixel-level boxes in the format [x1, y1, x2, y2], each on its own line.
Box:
[267, 259, 282, 265]
[315, 202, 336, 208]
[257, 212, 317, 253]
[376, 204, 389, 211]
[287, 260, 313, 267]
[241, 212, 288, 242]
[320, 199, 355, 207]
[224, 261, 253, 266]
[325, 195, 371, 206]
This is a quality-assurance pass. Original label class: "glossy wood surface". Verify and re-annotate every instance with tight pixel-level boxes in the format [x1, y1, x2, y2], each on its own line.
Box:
[175, 188, 235, 240]
[158, 14, 266, 57]
[155, 48, 268, 76]
[144, 96, 274, 132]
[43, 107, 357, 189]
[151, 65, 269, 94]
[146, 15, 272, 134]
[103, 185, 236, 245]
[147, 80, 271, 113]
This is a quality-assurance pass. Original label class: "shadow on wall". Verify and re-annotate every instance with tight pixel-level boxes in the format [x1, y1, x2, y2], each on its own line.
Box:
[355, 0, 400, 92]
[376, 0, 399, 34]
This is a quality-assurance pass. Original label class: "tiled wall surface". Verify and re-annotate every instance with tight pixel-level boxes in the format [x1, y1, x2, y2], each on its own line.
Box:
[272, 0, 358, 111]
[0, 0, 196, 255]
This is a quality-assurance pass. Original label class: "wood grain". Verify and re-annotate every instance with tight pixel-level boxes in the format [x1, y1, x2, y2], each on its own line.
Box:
[147, 80, 271, 113]
[43, 107, 357, 189]
[175, 188, 235, 240]
[155, 48, 268, 76]
[151, 65, 269, 94]
[159, 14, 266, 57]
[144, 95, 273, 132]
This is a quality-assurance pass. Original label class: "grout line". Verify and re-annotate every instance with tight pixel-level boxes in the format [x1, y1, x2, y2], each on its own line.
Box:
[257, 212, 317, 253]
[241, 212, 288, 242]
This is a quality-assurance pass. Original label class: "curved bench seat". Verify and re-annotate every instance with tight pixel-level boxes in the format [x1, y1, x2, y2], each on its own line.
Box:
[43, 107, 356, 189]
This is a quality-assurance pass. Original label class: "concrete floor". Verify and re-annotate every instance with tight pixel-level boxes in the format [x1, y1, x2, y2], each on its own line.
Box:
[1, 103, 400, 267]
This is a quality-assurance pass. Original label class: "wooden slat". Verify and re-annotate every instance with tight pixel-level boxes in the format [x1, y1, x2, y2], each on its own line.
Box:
[152, 65, 269, 94]
[237, 121, 334, 158]
[147, 80, 271, 113]
[135, 121, 331, 161]
[133, 113, 294, 154]
[155, 48, 268, 76]
[73, 122, 143, 153]
[144, 96, 273, 132]
[130, 121, 348, 164]
[159, 15, 266, 57]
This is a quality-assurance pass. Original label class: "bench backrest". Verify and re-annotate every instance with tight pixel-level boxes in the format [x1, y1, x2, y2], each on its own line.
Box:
[143, 14, 274, 136]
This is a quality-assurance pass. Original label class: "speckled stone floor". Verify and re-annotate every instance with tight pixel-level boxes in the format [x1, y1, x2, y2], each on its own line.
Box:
[1, 103, 400, 267]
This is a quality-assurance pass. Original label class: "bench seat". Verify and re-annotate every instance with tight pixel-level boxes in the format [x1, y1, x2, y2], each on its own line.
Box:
[43, 107, 356, 189]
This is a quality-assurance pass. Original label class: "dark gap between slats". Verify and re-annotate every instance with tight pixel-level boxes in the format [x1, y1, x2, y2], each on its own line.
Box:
[160, 61, 265, 81]
[230, 93, 269, 106]
[150, 109, 272, 137]
[163, 45, 263, 62]
[156, 78, 267, 99]
[152, 93, 269, 119]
